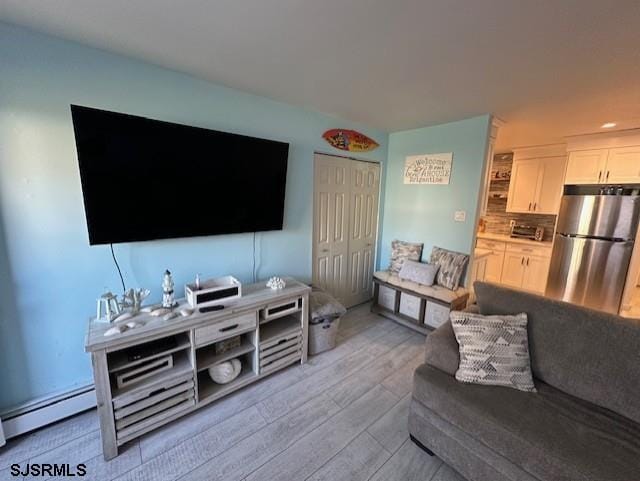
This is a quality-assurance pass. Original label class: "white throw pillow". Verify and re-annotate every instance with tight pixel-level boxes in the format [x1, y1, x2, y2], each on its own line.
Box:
[398, 260, 439, 286]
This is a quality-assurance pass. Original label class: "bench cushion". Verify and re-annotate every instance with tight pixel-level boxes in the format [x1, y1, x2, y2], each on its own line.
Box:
[374, 270, 467, 304]
[413, 363, 640, 481]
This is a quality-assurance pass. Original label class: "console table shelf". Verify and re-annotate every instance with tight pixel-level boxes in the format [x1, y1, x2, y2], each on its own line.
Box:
[197, 367, 257, 403]
[260, 314, 301, 342]
[85, 277, 310, 460]
[196, 339, 256, 373]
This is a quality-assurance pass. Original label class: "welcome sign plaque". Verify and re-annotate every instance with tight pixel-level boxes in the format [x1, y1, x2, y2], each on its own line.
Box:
[403, 152, 453, 184]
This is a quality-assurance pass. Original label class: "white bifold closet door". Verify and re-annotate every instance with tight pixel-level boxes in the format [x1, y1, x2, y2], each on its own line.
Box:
[313, 153, 380, 308]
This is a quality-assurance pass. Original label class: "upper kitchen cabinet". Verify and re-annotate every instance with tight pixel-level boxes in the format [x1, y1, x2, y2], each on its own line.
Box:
[565, 149, 608, 184]
[606, 146, 640, 183]
[565, 131, 640, 185]
[506, 145, 567, 215]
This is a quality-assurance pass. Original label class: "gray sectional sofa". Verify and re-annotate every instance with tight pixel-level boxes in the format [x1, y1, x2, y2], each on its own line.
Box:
[409, 281, 640, 481]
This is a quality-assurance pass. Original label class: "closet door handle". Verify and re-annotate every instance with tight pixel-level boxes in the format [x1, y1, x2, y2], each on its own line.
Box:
[521, 257, 525, 265]
[598, 171, 602, 182]
[533, 202, 537, 211]
[526, 257, 530, 266]
[528, 202, 532, 211]
[606, 171, 610, 181]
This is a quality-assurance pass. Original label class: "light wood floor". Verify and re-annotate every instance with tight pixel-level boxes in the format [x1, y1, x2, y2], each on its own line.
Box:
[0, 304, 465, 481]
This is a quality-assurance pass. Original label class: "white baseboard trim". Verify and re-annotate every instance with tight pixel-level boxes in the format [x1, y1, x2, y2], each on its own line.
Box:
[1, 385, 96, 440]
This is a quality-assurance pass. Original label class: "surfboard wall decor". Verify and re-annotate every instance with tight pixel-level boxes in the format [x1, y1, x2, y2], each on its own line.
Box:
[322, 129, 380, 152]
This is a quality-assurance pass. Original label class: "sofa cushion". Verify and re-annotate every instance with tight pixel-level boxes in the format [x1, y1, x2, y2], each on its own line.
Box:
[413, 363, 640, 481]
[398, 260, 438, 286]
[424, 320, 460, 375]
[450, 311, 536, 393]
[430, 247, 469, 290]
[388, 239, 423, 273]
[475, 281, 640, 425]
[374, 271, 467, 303]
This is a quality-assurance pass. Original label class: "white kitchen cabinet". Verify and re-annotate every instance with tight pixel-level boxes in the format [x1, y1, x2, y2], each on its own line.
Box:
[507, 156, 566, 215]
[500, 252, 526, 288]
[507, 160, 540, 213]
[565, 149, 608, 184]
[475, 239, 505, 283]
[535, 157, 566, 214]
[565, 146, 640, 185]
[476, 236, 552, 294]
[501, 244, 552, 294]
[606, 146, 640, 183]
[521, 255, 551, 293]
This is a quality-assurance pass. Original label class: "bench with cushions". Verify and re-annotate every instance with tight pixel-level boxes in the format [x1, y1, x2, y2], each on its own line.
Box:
[372, 241, 470, 334]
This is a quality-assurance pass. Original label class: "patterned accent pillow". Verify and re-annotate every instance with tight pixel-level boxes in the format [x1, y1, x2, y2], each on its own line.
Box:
[450, 311, 536, 393]
[388, 240, 423, 273]
[430, 247, 468, 290]
[398, 260, 439, 286]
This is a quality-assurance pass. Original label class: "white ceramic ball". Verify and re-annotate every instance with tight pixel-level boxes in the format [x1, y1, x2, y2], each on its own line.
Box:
[208, 358, 241, 384]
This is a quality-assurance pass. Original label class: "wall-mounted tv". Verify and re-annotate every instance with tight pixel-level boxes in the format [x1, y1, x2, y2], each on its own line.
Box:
[71, 105, 289, 245]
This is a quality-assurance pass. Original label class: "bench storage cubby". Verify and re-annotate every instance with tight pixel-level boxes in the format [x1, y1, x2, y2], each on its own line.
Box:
[372, 271, 469, 334]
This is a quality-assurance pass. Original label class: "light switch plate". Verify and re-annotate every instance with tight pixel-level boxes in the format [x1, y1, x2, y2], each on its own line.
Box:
[454, 210, 466, 222]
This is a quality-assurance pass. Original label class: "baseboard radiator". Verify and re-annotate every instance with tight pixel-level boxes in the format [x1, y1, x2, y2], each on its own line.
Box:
[1, 385, 96, 441]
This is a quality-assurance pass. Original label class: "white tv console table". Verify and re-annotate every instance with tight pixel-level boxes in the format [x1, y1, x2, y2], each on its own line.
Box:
[85, 277, 310, 460]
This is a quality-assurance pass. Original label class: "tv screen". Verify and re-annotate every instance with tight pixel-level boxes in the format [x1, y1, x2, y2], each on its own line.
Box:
[71, 105, 289, 245]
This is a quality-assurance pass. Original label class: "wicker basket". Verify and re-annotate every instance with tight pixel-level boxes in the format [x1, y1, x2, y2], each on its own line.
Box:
[308, 316, 341, 355]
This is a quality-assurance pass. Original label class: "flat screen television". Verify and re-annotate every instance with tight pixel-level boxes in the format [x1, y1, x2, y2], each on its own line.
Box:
[71, 105, 289, 245]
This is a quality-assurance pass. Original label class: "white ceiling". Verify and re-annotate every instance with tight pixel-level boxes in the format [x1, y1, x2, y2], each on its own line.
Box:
[1, 0, 639, 150]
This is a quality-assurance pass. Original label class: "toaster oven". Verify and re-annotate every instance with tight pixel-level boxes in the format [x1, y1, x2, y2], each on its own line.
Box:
[510, 224, 544, 241]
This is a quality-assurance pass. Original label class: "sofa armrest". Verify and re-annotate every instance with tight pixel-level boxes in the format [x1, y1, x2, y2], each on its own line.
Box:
[424, 321, 460, 376]
[463, 303, 480, 313]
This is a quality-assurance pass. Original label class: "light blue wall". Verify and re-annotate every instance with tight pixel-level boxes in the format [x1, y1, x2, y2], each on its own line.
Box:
[379, 115, 490, 269]
[0, 23, 388, 410]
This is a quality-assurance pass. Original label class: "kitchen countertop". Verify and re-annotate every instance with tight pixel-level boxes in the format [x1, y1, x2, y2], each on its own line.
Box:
[476, 232, 553, 247]
[473, 248, 493, 259]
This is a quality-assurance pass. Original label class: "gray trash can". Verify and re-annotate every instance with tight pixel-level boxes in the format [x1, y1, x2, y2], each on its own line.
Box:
[308, 287, 347, 355]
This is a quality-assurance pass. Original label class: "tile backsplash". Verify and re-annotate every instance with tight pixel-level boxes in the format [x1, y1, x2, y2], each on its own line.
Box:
[481, 153, 556, 242]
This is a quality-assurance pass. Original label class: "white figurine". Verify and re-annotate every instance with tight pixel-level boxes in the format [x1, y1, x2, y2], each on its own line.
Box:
[121, 288, 151, 314]
[266, 277, 286, 290]
[162, 269, 177, 308]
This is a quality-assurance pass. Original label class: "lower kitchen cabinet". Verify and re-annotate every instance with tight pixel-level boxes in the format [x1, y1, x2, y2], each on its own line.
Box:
[500, 252, 527, 289]
[476, 237, 552, 295]
[521, 255, 551, 293]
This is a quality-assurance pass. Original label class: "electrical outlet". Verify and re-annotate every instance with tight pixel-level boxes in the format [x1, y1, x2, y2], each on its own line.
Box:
[509, 220, 516, 228]
[454, 210, 466, 222]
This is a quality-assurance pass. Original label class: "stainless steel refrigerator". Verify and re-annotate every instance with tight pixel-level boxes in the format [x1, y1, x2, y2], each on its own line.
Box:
[546, 193, 640, 313]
